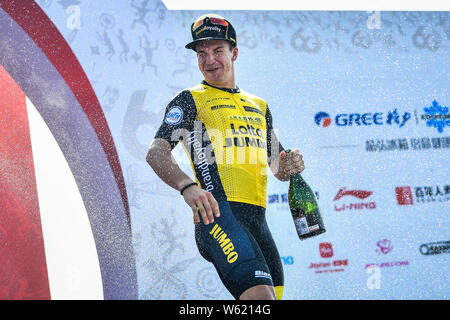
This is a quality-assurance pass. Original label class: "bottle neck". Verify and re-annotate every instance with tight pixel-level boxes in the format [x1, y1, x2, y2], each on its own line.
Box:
[290, 172, 307, 186]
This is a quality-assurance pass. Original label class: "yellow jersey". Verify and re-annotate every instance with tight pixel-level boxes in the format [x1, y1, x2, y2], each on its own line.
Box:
[155, 81, 283, 208]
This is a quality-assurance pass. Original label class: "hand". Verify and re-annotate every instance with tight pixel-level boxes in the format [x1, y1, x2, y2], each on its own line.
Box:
[279, 149, 305, 178]
[182, 184, 220, 225]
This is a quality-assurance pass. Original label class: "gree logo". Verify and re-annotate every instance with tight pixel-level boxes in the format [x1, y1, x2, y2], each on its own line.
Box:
[314, 112, 332, 127]
[315, 109, 411, 128]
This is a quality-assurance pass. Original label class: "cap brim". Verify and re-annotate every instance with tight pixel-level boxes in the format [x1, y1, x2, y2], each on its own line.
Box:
[185, 37, 235, 51]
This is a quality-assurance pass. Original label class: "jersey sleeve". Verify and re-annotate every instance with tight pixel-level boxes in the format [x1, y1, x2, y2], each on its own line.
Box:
[154, 90, 197, 149]
[266, 105, 284, 164]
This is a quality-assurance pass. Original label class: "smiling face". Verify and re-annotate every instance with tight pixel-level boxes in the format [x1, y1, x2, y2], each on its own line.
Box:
[196, 40, 238, 89]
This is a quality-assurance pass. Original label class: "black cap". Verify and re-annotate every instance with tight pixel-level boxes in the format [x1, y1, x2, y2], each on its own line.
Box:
[185, 14, 237, 51]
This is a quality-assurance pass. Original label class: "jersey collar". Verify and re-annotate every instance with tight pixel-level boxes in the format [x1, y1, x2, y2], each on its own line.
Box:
[202, 80, 240, 94]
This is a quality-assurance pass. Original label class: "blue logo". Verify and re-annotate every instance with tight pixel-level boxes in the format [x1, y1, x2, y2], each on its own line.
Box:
[423, 100, 449, 133]
[281, 256, 295, 265]
[314, 112, 331, 127]
[165, 106, 183, 125]
[315, 109, 411, 128]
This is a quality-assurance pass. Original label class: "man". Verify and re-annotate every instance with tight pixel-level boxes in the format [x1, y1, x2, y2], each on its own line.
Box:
[146, 14, 304, 300]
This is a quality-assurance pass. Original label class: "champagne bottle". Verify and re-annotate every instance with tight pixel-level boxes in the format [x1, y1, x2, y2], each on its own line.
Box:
[286, 149, 326, 240]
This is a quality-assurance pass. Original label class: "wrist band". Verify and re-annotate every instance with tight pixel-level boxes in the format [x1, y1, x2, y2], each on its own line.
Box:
[180, 182, 198, 195]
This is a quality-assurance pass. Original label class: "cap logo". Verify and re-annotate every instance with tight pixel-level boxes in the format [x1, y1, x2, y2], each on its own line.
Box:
[195, 25, 221, 36]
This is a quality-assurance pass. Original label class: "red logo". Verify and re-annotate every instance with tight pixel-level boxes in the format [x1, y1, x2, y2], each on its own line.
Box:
[333, 187, 376, 212]
[333, 187, 373, 201]
[365, 239, 409, 269]
[376, 239, 393, 255]
[395, 186, 414, 205]
[319, 242, 334, 258]
[309, 243, 349, 274]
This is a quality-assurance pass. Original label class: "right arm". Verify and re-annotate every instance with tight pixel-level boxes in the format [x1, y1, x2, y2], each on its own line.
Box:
[146, 138, 220, 225]
[146, 138, 193, 192]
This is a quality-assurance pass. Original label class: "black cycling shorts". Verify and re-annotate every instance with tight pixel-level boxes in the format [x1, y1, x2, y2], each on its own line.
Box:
[195, 200, 284, 299]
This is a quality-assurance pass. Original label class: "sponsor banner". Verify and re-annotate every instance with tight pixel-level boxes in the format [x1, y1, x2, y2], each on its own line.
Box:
[315, 100, 450, 154]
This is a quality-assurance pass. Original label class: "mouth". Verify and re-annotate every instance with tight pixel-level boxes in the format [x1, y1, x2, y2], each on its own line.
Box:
[205, 67, 220, 73]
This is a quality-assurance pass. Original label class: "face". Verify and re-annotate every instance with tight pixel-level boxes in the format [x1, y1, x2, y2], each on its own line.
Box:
[196, 40, 238, 89]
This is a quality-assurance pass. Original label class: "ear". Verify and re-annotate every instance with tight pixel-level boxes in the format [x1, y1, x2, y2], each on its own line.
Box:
[231, 47, 238, 62]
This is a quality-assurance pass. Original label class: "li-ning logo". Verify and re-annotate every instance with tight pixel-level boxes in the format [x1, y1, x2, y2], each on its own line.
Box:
[333, 187, 373, 200]
[209, 224, 238, 263]
[334, 187, 376, 211]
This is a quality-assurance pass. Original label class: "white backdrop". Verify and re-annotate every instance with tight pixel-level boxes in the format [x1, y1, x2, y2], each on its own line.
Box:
[39, 0, 449, 299]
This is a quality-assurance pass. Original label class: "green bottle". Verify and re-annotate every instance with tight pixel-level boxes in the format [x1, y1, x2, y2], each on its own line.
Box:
[286, 150, 326, 240]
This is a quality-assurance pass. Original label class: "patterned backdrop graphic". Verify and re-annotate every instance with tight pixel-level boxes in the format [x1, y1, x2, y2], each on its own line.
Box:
[1, 0, 449, 299]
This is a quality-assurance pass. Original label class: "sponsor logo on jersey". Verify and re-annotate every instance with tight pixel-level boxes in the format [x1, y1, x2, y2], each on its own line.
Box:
[210, 104, 236, 111]
[165, 106, 183, 125]
[209, 223, 239, 263]
[224, 123, 266, 149]
[185, 131, 215, 192]
[255, 270, 272, 280]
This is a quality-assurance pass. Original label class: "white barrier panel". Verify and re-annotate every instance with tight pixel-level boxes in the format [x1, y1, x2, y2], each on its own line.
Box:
[27, 98, 104, 300]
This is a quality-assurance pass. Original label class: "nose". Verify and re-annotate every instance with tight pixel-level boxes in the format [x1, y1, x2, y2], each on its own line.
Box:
[204, 52, 215, 65]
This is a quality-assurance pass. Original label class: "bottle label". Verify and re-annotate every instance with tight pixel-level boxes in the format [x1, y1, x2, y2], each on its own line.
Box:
[294, 217, 310, 235]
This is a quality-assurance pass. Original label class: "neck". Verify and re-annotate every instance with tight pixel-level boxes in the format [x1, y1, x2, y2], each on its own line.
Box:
[202, 80, 240, 93]
[205, 78, 236, 90]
